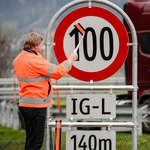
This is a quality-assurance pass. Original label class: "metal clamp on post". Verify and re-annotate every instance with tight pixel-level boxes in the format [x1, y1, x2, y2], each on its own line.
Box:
[68, 118, 73, 133]
[131, 124, 139, 132]
[70, 85, 74, 95]
[127, 43, 138, 46]
[137, 124, 139, 131]
[107, 122, 112, 133]
[90, 80, 94, 90]
[47, 116, 52, 127]
[110, 117, 113, 122]
[110, 85, 113, 96]
[88, 0, 91, 8]
[107, 117, 113, 133]
[49, 116, 52, 123]
[134, 85, 139, 92]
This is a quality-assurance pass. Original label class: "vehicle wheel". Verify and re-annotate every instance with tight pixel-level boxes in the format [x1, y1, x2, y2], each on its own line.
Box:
[142, 99, 150, 133]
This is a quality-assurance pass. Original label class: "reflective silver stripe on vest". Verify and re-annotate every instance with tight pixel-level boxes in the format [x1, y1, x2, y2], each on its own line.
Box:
[46, 64, 55, 77]
[62, 61, 71, 72]
[18, 76, 49, 82]
[19, 96, 52, 105]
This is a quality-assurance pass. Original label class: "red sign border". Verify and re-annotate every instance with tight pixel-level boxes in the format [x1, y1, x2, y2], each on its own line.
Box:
[54, 7, 129, 82]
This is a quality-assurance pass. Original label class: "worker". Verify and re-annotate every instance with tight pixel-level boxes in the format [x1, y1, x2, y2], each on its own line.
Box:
[13, 32, 78, 150]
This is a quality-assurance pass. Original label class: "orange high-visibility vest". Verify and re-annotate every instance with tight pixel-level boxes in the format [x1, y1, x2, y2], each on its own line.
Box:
[13, 49, 72, 108]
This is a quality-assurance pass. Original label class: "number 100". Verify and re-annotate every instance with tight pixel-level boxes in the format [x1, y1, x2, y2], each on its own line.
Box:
[69, 27, 114, 61]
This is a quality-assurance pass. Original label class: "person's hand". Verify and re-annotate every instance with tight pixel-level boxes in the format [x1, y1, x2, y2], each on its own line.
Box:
[68, 52, 78, 64]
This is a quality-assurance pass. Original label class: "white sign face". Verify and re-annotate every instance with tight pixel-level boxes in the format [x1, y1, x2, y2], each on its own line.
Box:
[66, 94, 116, 119]
[64, 16, 119, 72]
[66, 130, 116, 150]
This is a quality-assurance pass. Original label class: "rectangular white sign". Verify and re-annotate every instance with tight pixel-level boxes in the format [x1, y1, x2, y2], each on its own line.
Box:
[66, 130, 116, 150]
[66, 94, 116, 119]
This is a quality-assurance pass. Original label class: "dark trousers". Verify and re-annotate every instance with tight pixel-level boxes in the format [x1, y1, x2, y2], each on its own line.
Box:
[19, 107, 47, 150]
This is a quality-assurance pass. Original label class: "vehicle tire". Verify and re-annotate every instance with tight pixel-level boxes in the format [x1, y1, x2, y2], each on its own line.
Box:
[142, 99, 150, 133]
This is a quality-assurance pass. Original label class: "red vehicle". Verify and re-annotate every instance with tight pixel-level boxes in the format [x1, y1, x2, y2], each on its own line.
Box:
[123, 0, 150, 133]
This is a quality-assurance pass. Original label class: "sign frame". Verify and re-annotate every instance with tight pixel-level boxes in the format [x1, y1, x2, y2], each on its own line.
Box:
[46, 1, 138, 150]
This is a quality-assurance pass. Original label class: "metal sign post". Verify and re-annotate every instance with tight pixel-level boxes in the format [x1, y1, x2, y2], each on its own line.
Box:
[45, 0, 137, 150]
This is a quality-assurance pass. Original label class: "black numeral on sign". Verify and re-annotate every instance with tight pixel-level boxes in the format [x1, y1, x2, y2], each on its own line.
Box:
[89, 135, 97, 150]
[71, 135, 77, 150]
[83, 27, 97, 61]
[69, 28, 80, 61]
[79, 135, 87, 150]
[70, 134, 112, 150]
[100, 27, 113, 61]
[69, 26, 114, 61]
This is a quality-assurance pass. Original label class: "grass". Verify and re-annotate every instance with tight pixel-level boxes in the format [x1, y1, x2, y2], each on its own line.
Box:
[53, 99, 66, 105]
[0, 125, 149, 141]
[0, 125, 150, 150]
[0, 126, 136, 141]
[0, 125, 25, 141]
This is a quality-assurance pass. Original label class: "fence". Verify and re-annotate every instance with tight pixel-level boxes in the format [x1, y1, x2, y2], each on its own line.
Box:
[0, 77, 150, 135]
[0, 76, 126, 100]
[1, 98, 150, 137]
[1, 77, 150, 150]
[0, 101, 19, 130]
[0, 136, 150, 150]
[50, 104, 150, 135]
[0, 76, 126, 132]
[0, 140, 45, 150]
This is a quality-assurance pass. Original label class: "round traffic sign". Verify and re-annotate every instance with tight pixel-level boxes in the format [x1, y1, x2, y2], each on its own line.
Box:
[54, 7, 129, 82]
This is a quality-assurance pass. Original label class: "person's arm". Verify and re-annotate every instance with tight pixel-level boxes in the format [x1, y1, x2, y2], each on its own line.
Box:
[47, 52, 78, 80]
[35, 52, 78, 80]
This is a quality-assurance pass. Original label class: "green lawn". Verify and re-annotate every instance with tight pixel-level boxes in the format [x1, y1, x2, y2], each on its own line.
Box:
[0, 125, 26, 141]
[1, 124, 150, 141]
[0, 125, 150, 150]
[53, 99, 66, 106]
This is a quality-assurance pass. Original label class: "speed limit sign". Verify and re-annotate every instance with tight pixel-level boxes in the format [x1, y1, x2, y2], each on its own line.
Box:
[54, 7, 129, 82]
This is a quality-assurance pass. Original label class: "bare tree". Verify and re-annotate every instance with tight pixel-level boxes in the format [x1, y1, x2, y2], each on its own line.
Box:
[0, 23, 19, 78]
